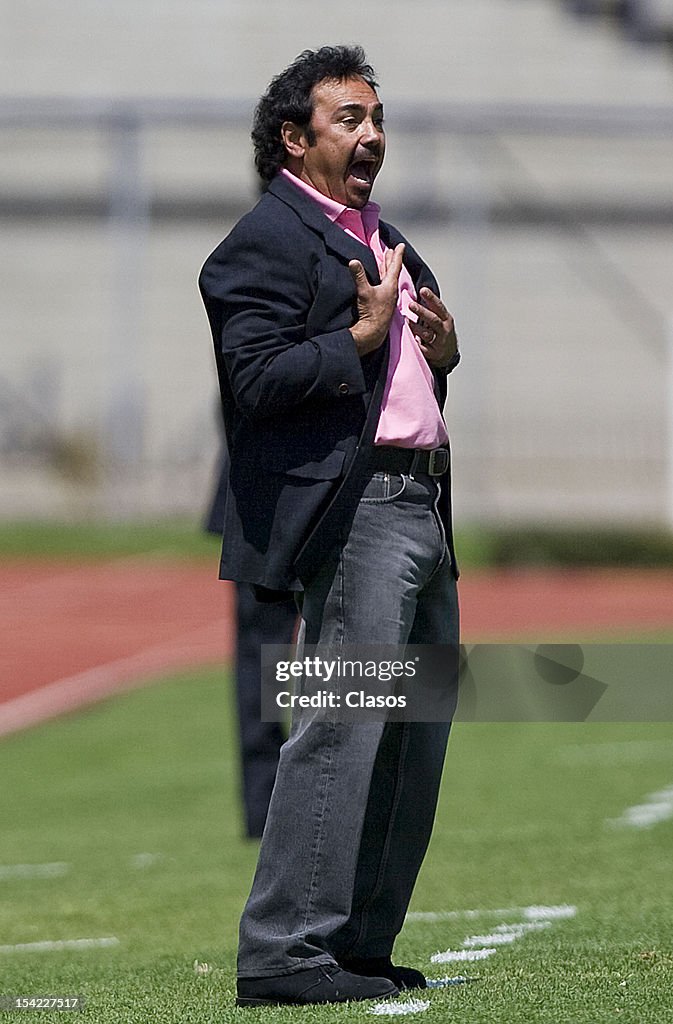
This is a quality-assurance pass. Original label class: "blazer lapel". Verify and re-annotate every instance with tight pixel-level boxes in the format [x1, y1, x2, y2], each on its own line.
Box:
[267, 174, 381, 284]
[379, 220, 421, 289]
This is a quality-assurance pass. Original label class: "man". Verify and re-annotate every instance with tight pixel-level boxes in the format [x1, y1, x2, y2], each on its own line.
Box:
[199, 45, 460, 1008]
[204, 436, 296, 839]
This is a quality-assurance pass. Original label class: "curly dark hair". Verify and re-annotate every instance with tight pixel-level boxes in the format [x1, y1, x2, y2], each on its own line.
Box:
[251, 45, 379, 184]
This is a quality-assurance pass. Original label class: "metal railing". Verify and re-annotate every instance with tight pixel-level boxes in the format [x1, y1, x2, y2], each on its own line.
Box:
[2, 96, 673, 522]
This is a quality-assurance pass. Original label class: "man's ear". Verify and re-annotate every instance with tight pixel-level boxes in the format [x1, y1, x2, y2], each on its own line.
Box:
[280, 121, 308, 160]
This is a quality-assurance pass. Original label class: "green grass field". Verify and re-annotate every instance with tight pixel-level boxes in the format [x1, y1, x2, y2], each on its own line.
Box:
[0, 519, 571, 570]
[1, 667, 672, 1022]
[3, 519, 673, 570]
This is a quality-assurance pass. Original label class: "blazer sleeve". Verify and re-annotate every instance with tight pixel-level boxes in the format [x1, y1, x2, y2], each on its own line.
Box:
[199, 219, 367, 420]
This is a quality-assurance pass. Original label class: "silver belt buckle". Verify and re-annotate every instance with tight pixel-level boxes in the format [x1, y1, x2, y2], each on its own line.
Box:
[427, 448, 449, 476]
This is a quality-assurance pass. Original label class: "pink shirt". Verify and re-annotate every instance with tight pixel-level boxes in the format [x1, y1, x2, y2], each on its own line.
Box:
[279, 169, 448, 449]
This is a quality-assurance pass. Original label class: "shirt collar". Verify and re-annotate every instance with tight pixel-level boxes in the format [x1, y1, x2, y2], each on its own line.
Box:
[278, 168, 380, 225]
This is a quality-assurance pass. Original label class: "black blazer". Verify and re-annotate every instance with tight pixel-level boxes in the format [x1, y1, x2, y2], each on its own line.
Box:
[199, 172, 458, 596]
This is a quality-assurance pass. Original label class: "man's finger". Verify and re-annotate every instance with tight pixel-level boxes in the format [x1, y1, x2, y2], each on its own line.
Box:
[419, 287, 449, 319]
[410, 320, 435, 343]
[348, 259, 369, 289]
[384, 243, 405, 282]
[409, 301, 442, 330]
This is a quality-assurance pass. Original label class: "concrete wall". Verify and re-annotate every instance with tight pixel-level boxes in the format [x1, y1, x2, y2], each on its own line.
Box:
[1, 1, 672, 524]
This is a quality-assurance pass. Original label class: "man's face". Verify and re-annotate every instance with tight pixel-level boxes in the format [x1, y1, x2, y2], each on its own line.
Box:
[290, 76, 385, 209]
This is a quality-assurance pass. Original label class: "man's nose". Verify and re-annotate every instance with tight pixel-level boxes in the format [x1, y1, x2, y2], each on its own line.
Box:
[359, 118, 383, 147]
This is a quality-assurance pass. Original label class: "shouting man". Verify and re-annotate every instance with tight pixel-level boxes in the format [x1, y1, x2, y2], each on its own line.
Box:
[199, 45, 460, 1008]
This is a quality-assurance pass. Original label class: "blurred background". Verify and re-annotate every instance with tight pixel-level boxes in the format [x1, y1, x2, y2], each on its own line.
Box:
[2, 0, 673, 534]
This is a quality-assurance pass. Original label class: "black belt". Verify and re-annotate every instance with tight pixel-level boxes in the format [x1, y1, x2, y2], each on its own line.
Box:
[370, 445, 450, 477]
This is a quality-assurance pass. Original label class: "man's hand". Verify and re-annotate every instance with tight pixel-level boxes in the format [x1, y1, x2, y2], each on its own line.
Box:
[349, 243, 405, 357]
[408, 288, 458, 369]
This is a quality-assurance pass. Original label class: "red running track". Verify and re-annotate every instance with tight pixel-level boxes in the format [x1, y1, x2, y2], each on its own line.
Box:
[1, 560, 672, 737]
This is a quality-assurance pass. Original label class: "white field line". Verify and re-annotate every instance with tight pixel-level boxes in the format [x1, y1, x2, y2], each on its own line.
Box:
[431, 948, 497, 963]
[426, 976, 475, 988]
[428, 906, 574, 968]
[0, 937, 120, 954]
[558, 740, 673, 765]
[462, 932, 518, 947]
[0, 862, 69, 880]
[524, 905, 577, 921]
[0, 620, 227, 738]
[607, 784, 673, 829]
[408, 909, 514, 923]
[462, 921, 551, 947]
[438, 823, 547, 842]
[407, 904, 577, 924]
[0, 856, 162, 880]
[494, 921, 551, 932]
[369, 999, 430, 1016]
[130, 853, 162, 869]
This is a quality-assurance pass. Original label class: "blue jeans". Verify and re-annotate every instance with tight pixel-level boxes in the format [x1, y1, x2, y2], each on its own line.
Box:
[237, 471, 459, 977]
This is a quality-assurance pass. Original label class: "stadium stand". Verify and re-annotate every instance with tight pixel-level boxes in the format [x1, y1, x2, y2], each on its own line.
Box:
[1, 0, 673, 525]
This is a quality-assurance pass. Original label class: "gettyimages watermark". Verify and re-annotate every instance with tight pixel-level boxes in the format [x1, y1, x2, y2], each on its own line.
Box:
[0, 996, 85, 1011]
[262, 644, 460, 722]
[261, 644, 673, 722]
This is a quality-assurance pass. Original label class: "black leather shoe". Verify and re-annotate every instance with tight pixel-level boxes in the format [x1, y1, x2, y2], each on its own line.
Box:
[236, 963, 399, 1007]
[340, 956, 427, 990]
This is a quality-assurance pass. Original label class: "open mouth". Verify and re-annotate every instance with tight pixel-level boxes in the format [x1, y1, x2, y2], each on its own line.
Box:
[348, 160, 376, 186]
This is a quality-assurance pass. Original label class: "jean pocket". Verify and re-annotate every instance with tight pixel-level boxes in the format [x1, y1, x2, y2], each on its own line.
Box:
[360, 472, 407, 504]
